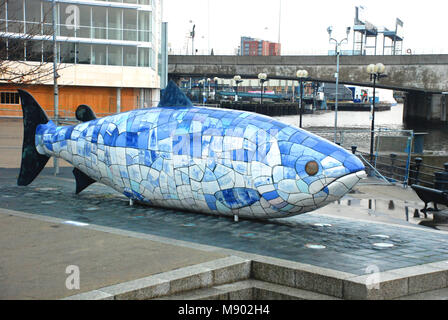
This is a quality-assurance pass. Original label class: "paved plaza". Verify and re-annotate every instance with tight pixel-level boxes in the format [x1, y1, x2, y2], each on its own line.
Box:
[1, 118, 448, 299]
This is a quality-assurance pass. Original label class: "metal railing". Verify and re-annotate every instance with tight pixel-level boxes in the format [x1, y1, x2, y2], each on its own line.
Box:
[311, 128, 415, 187]
[311, 128, 448, 189]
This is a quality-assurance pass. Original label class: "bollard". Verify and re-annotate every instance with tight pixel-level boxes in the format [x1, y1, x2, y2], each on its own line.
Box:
[351, 145, 357, 154]
[414, 157, 423, 185]
[413, 208, 420, 218]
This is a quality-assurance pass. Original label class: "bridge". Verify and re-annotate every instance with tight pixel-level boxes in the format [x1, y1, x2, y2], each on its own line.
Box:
[168, 55, 448, 124]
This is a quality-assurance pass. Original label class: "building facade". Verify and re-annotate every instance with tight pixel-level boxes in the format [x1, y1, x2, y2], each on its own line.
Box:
[0, 0, 164, 117]
[240, 36, 281, 56]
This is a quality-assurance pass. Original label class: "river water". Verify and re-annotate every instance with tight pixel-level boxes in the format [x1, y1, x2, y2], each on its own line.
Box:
[274, 104, 448, 155]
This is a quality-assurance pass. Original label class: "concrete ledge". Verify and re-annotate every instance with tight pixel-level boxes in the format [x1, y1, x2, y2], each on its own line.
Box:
[343, 272, 409, 300]
[342, 261, 448, 300]
[64, 256, 251, 300]
[153, 280, 339, 300]
[251, 256, 354, 298]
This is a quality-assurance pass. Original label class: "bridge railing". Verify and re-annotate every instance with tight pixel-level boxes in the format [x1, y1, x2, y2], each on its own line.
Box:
[310, 128, 417, 187]
[169, 48, 448, 56]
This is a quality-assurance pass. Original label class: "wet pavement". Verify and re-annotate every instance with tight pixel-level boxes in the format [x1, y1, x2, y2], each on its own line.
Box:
[2, 167, 448, 276]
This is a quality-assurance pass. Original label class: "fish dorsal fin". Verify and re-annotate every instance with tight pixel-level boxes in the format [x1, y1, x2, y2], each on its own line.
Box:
[73, 168, 96, 194]
[158, 80, 194, 108]
[75, 104, 97, 122]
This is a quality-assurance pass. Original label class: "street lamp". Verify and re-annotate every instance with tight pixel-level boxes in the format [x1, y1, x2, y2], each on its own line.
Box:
[207, 78, 211, 100]
[328, 26, 351, 144]
[213, 77, 219, 100]
[233, 75, 243, 102]
[190, 22, 196, 55]
[366, 63, 387, 163]
[296, 69, 309, 128]
[258, 73, 268, 106]
[198, 79, 205, 106]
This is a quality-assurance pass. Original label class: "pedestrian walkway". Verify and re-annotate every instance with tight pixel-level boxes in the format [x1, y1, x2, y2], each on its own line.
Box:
[1, 166, 448, 299]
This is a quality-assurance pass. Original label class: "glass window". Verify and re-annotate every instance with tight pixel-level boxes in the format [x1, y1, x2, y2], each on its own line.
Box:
[138, 47, 148, 67]
[139, 0, 151, 5]
[123, 46, 136, 66]
[108, 8, 122, 40]
[123, 9, 137, 41]
[92, 7, 107, 39]
[59, 3, 75, 37]
[60, 42, 76, 63]
[0, 2, 5, 32]
[0, 40, 7, 59]
[108, 45, 122, 65]
[8, 39, 25, 61]
[42, 40, 53, 62]
[138, 11, 150, 42]
[1, 92, 20, 105]
[42, 1, 54, 36]
[25, 40, 42, 62]
[7, 0, 25, 33]
[77, 43, 91, 64]
[25, 0, 41, 35]
[123, 0, 138, 4]
[92, 44, 106, 65]
[78, 5, 91, 38]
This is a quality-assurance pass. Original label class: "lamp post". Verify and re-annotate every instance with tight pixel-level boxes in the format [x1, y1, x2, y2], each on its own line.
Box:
[327, 26, 351, 144]
[233, 75, 243, 102]
[213, 77, 219, 100]
[258, 72, 268, 105]
[207, 78, 211, 101]
[296, 69, 309, 128]
[190, 22, 196, 55]
[198, 79, 205, 106]
[366, 63, 387, 163]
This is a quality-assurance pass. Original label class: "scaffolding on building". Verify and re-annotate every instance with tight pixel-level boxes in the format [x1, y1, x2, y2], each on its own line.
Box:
[351, 6, 404, 56]
[381, 18, 404, 55]
[352, 6, 379, 56]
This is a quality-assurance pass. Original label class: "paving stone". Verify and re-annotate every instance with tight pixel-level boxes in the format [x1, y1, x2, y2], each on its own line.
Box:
[3, 167, 448, 278]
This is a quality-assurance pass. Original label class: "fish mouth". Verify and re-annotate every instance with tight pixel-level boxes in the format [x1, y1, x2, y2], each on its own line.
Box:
[322, 170, 367, 197]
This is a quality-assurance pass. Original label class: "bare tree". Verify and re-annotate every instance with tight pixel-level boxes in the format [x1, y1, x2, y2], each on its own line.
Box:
[0, 0, 58, 85]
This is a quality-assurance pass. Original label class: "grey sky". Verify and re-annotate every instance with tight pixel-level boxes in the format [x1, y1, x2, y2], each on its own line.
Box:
[163, 0, 448, 55]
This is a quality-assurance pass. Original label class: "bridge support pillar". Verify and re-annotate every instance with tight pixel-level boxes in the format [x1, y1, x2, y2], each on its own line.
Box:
[404, 92, 447, 124]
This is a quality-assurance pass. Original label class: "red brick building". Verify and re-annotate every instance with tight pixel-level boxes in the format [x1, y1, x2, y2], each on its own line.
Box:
[240, 37, 281, 56]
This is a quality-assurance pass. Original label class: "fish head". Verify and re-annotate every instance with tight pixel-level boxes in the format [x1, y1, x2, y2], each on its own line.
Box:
[272, 129, 366, 215]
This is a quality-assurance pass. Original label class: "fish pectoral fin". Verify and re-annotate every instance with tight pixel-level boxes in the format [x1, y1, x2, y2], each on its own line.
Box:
[73, 168, 97, 194]
[75, 104, 97, 122]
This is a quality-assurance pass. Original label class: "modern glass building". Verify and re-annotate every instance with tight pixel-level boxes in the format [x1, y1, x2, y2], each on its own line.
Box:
[0, 0, 165, 117]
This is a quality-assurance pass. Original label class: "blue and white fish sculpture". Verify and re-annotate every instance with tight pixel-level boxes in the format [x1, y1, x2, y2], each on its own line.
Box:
[17, 81, 366, 219]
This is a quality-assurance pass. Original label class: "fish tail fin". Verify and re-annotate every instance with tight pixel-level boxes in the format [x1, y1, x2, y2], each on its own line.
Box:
[17, 89, 51, 186]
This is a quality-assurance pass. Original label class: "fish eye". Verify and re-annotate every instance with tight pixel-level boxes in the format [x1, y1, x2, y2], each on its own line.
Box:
[305, 161, 319, 176]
